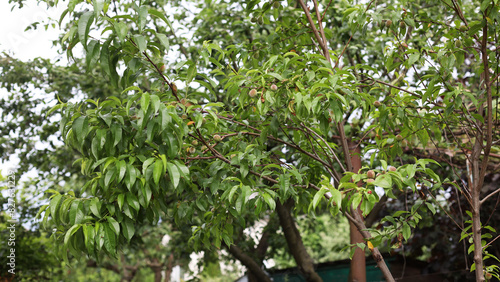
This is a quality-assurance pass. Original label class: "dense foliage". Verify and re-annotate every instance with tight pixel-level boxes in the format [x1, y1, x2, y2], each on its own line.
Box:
[2, 0, 500, 281]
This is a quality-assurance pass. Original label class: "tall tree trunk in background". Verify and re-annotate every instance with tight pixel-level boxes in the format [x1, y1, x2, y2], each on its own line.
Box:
[276, 199, 323, 282]
[164, 253, 174, 282]
[348, 141, 366, 282]
[148, 258, 162, 282]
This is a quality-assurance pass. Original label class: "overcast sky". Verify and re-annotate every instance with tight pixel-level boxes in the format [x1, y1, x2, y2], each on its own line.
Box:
[0, 0, 64, 61]
[1, 0, 65, 173]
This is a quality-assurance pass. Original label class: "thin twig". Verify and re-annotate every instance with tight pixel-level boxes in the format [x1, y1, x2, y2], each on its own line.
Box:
[480, 188, 500, 205]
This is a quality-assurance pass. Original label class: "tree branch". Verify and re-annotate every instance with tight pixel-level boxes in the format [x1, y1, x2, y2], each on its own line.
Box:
[226, 244, 272, 282]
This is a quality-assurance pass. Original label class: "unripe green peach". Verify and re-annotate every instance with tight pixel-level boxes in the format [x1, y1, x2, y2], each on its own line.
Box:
[214, 134, 222, 142]
[366, 179, 375, 184]
[273, 1, 280, 8]
[251, 17, 257, 23]
[386, 20, 392, 27]
[455, 39, 462, 48]
[374, 101, 382, 108]
[181, 114, 188, 119]
[396, 134, 403, 141]
[399, 21, 406, 28]
[367, 170, 376, 179]
[270, 84, 278, 91]
[201, 145, 207, 151]
[459, 25, 467, 32]
[188, 147, 196, 154]
[401, 42, 408, 48]
[389, 166, 397, 172]
[249, 88, 258, 97]
[192, 140, 198, 146]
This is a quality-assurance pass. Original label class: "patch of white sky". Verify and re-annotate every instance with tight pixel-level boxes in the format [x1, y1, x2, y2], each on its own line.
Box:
[0, 0, 67, 177]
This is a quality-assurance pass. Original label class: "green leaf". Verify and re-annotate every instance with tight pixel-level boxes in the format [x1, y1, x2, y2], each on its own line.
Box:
[166, 162, 181, 188]
[153, 159, 163, 185]
[127, 193, 140, 212]
[157, 33, 170, 50]
[312, 186, 328, 211]
[90, 198, 101, 218]
[69, 200, 84, 225]
[468, 21, 484, 36]
[114, 21, 128, 42]
[107, 217, 120, 235]
[186, 62, 197, 84]
[117, 194, 125, 210]
[104, 223, 116, 254]
[126, 164, 137, 190]
[133, 34, 147, 53]
[72, 116, 89, 144]
[406, 164, 416, 179]
[83, 224, 95, 255]
[142, 157, 155, 175]
[93, 0, 105, 19]
[140, 92, 150, 112]
[121, 217, 135, 242]
[262, 193, 276, 210]
[425, 202, 436, 214]
[148, 8, 173, 31]
[402, 222, 411, 241]
[480, 0, 490, 11]
[49, 194, 63, 222]
[116, 160, 127, 182]
[331, 188, 342, 207]
[373, 174, 392, 188]
[78, 11, 94, 49]
[408, 53, 419, 66]
[138, 5, 148, 31]
[112, 124, 122, 147]
[64, 224, 81, 246]
[85, 39, 100, 71]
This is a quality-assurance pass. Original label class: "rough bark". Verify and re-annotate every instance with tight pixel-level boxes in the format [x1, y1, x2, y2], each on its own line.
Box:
[276, 199, 323, 282]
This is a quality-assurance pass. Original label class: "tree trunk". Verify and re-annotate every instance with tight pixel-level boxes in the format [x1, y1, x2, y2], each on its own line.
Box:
[471, 139, 485, 282]
[164, 253, 174, 282]
[348, 141, 366, 282]
[276, 199, 323, 282]
[227, 244, 272, 282]
[148, 258, 162, 282]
